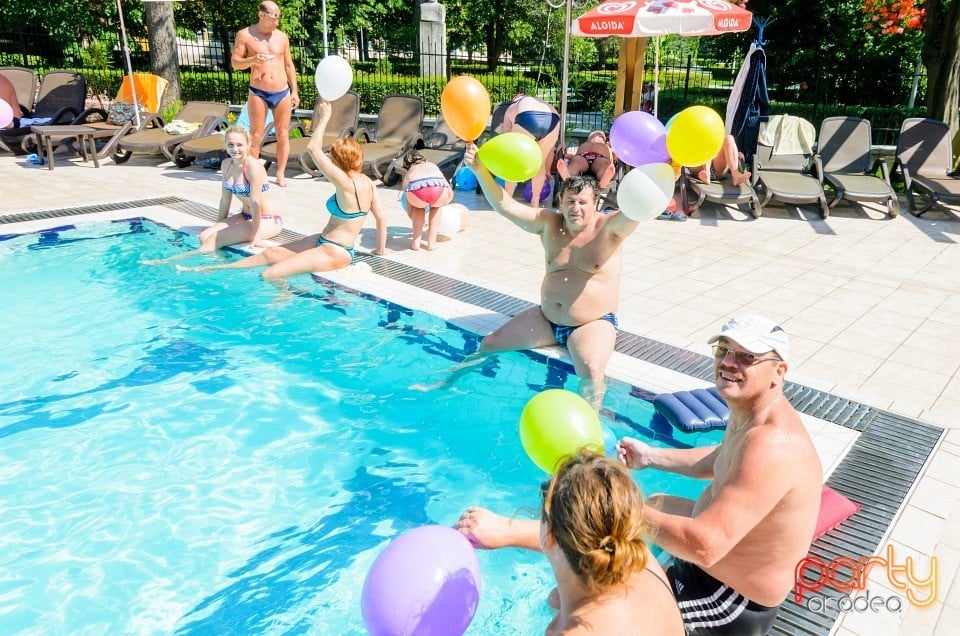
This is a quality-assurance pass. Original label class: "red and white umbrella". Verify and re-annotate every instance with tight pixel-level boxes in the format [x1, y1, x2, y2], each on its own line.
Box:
[567, 0, 752, 118]
[572, 0, 752, 38]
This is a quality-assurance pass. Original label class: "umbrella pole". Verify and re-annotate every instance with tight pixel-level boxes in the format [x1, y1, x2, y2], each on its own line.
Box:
[115, 0, 141, 128]
[653, 36, 660, 119]
[558, 0, 572, 149]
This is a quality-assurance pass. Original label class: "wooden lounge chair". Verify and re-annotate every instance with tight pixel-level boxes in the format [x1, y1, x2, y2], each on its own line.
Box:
[261, 91, 360, 177]
[0, 70, 86, 155]
[354, 94, 424, 181]
[816, 116, 898, 217]
[113, 101, 229, 164]
[69, 74, 170, 162]
[381, 111, 466, 186]
[0, 66, 39, 114]
[753, 116, 829, 218]
[894, 118, 960, 217]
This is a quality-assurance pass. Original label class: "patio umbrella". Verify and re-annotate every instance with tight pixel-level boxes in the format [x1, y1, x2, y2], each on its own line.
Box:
[569, 0, 752, 123]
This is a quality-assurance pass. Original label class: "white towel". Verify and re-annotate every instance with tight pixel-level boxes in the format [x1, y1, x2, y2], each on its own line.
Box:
[759, 115, 816, 155]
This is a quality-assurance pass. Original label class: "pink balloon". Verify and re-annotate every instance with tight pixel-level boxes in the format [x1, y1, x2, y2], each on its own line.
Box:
[609, 111, 669, 167]
[0, 99, 13, 128]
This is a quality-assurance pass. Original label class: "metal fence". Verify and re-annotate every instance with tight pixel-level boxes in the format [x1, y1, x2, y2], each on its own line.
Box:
[0, 17, 926, 136]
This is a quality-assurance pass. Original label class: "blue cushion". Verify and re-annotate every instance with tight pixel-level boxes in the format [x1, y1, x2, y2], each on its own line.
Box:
[652, 387, 730, 433]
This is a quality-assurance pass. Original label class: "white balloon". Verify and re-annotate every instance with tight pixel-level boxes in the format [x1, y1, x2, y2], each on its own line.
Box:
[314, 55, 353, 100]
[635, 163, 676, 200]
[438, 204, 467, 237]
[617, 168, 670, 222]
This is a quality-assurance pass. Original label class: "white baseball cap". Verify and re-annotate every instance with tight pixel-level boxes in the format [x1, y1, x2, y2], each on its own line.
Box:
[707, 314, 790, 362]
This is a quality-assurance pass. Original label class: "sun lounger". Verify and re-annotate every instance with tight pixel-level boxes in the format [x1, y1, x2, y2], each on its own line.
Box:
[354, 94, 424, 181]
[816, 116, 898, 216]
[69, 74, 170, 162]
[0, 70, 86, 155]
[0, 66, 39, 114]
[113, 101, 229, 164]
[261, 91, 360, 177]
[381, 111, 466, 186]
[754, 116, 829, 218]
[894, 117, 960, 216]
[682, 163, 763, 218]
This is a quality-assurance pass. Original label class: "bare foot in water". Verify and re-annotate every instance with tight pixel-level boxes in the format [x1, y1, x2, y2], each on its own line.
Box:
[731, 170, 751, 187]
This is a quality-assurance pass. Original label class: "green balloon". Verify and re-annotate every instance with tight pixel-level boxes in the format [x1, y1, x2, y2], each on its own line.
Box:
[477, 132, 543, 183]
[519, 389, 604, 474]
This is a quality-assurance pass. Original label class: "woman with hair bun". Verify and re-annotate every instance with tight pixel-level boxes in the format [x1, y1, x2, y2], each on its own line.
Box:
[456, 450, 683, 634]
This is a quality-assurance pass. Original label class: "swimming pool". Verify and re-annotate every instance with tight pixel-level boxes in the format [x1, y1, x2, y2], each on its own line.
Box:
[0, 218, 720, 634]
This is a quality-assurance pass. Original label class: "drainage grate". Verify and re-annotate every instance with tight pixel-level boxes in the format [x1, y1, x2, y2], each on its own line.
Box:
[0, 197, 185, 225]
[7, 200, 944, 636]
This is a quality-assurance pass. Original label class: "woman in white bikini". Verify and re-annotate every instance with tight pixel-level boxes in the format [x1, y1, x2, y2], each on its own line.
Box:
[177, 101, 391, 280]
[143, 126, 283, 264]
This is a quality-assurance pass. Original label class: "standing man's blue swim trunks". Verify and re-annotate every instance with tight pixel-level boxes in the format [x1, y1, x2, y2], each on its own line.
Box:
[548, 313, 619, 345]
[249, 86, 291, 109]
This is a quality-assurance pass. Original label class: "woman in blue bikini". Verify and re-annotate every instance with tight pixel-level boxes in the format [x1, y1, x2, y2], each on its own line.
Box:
[502, 94, 561, 207]
[178, 100, 390, 280]
[144, 126, 282, 264]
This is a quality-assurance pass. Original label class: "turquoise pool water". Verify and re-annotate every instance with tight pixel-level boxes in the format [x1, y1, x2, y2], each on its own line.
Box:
[0, 218, 718, 634]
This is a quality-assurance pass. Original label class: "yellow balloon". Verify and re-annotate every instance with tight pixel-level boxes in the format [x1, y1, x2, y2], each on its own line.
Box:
[441, 76, 491, 142]
[477, 132, 543, 183]
[519, 389, 604, 474]
[666, 106, 725, 167]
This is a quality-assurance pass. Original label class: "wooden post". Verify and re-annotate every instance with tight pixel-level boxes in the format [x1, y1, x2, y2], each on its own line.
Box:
[614, 37, 647, 117]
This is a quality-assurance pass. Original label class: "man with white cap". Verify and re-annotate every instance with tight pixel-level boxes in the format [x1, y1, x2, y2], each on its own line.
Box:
[617, 314, 822, 635]
[453, 315, 821, 632]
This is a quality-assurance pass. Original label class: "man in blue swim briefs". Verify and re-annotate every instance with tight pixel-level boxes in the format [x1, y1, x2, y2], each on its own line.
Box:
[430, 142, 643, 409]
[232, 1, 299, 187]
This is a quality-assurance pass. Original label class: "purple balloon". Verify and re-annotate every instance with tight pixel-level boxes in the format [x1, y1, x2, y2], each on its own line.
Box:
[362, 525, 482, 636]
[522, 179, 552, 203]
[609, 111, 670, 167]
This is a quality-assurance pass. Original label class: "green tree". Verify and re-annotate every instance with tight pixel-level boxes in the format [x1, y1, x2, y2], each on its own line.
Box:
[145, 0, 180, 105]
[919, 0, 960, 136]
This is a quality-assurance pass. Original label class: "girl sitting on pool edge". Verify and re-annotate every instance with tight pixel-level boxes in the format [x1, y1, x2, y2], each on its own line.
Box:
[176, 100, 391, 279]
[143, 126, 283, 264]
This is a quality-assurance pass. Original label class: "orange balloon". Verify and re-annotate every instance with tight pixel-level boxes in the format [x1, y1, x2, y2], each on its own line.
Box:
[441, 76, 491, 142]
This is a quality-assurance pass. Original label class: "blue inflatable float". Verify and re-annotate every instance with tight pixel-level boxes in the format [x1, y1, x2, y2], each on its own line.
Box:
[652, 387, 730, 433]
